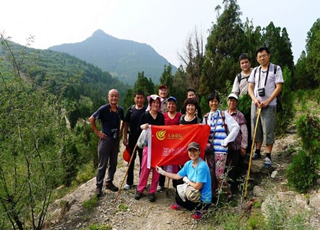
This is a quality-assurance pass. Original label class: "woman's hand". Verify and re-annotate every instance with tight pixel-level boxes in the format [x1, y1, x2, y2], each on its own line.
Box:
[156, 166, 165, 175]
[183, 176, 191, 184]
[140, 123, 149, 130]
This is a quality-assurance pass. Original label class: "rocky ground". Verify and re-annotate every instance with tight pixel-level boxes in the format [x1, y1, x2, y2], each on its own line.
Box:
[43, 125, 320, 230]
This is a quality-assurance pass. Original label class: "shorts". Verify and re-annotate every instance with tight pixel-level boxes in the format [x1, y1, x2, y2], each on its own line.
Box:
[251, 106, 276, 145]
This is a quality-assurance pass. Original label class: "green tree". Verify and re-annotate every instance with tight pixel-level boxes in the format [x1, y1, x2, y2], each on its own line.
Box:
[0, 35, 71, 230]
[203, 0, 246, 94]
[305, 18, 320, 85]
[260, 22, 294, 75]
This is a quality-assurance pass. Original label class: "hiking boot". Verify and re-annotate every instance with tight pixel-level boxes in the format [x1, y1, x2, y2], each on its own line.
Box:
[171, 203, 181, 210]
[252, 152, 261, 160]
[157, 185, 164, 192]
[264, 157, 272, 168]
[135, 191, 143, 200]
[105, 182, 119, 192]
[149, 193, 156, 202]
[96, 187, 102, 198]
[124, 184, 132, 190]
[192, 210, 205, 220]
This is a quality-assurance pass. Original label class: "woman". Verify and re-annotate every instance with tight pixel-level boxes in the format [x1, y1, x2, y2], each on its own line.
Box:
[156, 142, 211, 220]
[179, 98, 201, 124]
[157, 96, 182, 191]
[135, 94, 164, 202]
[203, 92, 239, 197]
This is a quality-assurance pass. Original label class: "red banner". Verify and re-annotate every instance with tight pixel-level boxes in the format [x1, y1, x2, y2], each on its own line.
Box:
[148, 124, 210, 168]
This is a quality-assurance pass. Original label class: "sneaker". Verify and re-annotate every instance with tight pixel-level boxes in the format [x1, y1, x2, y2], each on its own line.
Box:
[124, 184, 132, 190]
[252, 152, 261, 160]
[171, 203, 181, 210]
[96, 187, 102, 198]
[135, 191, 143, 200]
[105, 182, 119, 192]
[264, 157, 272, 168]
[149, 193, 156, 202]
[192, 211, 205, 220]
[157, 185, 164, 192]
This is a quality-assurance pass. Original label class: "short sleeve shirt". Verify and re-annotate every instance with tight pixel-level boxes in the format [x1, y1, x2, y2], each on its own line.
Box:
[124, 105, 146, 134]
[92, 104, 124, 136]
[178, 159, 212, 203]
[248, 63, 284, 106]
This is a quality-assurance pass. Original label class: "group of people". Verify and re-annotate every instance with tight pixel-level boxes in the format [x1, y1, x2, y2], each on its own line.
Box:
[89, 46, 284, 219]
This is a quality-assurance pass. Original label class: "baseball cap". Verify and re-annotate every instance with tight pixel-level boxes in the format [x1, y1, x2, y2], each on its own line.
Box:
[227, 93, 238, 100]
[166, 96, 177, 103]
[187, 142, 200, 151]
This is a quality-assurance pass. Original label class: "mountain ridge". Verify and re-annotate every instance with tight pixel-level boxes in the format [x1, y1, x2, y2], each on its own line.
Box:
[49, 29, 176, 85]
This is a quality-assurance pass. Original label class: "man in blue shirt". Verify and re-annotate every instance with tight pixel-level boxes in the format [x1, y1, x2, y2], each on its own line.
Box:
[89, 89, 124, 197]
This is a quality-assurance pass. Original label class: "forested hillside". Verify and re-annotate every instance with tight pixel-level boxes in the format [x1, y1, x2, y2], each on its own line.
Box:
[0, 39, 130, 127]
[49, 29, 176, 85]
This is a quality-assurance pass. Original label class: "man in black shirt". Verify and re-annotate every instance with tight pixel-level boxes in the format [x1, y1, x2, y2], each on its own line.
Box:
[122, 90, 146, 190]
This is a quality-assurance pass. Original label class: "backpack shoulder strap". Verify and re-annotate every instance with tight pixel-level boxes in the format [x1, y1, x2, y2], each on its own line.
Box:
[273, 64, 278, 75]
[204, 112, 209, 124]
[237, 73, 242, 84]
[220, 111, 228, 134]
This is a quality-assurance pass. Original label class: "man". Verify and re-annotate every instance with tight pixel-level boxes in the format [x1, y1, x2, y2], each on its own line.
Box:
[122, 90, 146, 190]
[225, 93, 248, 194]
[181, 88, 202, 121]
[158, 85, 168, 113]
[146, 85, 168, 112]
[248, 46, 284, 168]
[232, 53, 252, 155]
[89, 89, 124, 197]
[232, 53, 252, 96]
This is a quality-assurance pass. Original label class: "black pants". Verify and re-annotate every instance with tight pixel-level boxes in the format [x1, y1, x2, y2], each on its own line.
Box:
[126, 132, 143, 186]
[96, 137, 119, 188]
[175, 179, 210, 211]
[226, 149, 241, 193]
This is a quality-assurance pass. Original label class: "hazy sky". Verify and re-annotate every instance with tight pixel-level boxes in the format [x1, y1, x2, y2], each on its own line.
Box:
[1, 0, 319, 67]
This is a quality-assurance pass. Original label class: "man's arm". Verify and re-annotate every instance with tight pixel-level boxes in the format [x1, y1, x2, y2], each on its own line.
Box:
[89, 116, 107, 139]
[248, 82, 260, 107]
[260, 83, 283, 108]
[122, 121, 129, 146]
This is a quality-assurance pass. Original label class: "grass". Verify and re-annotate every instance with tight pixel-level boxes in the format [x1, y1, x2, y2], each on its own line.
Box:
[82, 195, 99, 211]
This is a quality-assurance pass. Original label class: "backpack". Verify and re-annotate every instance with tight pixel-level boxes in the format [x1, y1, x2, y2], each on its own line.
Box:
[237, 73, 249, 84]
[127, 105, 136, 133]
[252, 64, 282, 112]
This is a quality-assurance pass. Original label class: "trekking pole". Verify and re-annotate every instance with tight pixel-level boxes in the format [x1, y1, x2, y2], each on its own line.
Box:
[115, 143, 138, 202]
[244, 107, 261, 198]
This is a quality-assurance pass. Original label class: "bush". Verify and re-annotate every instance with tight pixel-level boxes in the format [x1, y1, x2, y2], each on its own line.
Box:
[286, 150, 318, 193]
[286, 114, 320, 192]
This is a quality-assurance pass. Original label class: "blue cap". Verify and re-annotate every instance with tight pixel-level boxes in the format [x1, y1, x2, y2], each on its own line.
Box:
[166, 96, 177, 103]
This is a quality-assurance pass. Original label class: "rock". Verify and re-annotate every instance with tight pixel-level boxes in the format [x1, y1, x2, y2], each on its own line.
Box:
[253, 186, 265, 197]
[271, 170, 278, 179]
[286, 124, 297, 134]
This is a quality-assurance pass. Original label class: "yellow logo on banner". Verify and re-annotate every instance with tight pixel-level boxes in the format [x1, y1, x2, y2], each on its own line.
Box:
[156, 130, 166, 140]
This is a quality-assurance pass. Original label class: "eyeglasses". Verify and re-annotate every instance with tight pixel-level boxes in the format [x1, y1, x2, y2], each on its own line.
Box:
[257, 54, 269, 59]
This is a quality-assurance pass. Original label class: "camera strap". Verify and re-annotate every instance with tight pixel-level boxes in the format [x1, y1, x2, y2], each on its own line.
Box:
[258, 64, 270, 88]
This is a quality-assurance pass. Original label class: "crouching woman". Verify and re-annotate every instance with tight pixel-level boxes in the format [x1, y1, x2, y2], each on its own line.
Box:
[156, 142, 211, 219]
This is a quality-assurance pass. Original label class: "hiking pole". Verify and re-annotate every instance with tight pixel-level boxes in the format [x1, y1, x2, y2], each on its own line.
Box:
[115, 143, 138, 202]
[244, 107, 261, 198]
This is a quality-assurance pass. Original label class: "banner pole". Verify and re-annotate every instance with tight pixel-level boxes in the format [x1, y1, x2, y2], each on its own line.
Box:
[115, 143, 138, 202]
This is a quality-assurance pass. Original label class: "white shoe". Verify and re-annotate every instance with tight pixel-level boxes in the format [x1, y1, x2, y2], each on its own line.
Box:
[264, 157, 272, 168]
[157, 185, 164, 192]
[124, 184, 132, 190]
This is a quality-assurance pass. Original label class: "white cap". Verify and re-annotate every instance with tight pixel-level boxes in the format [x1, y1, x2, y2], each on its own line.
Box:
[227, 93, 238, 100]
